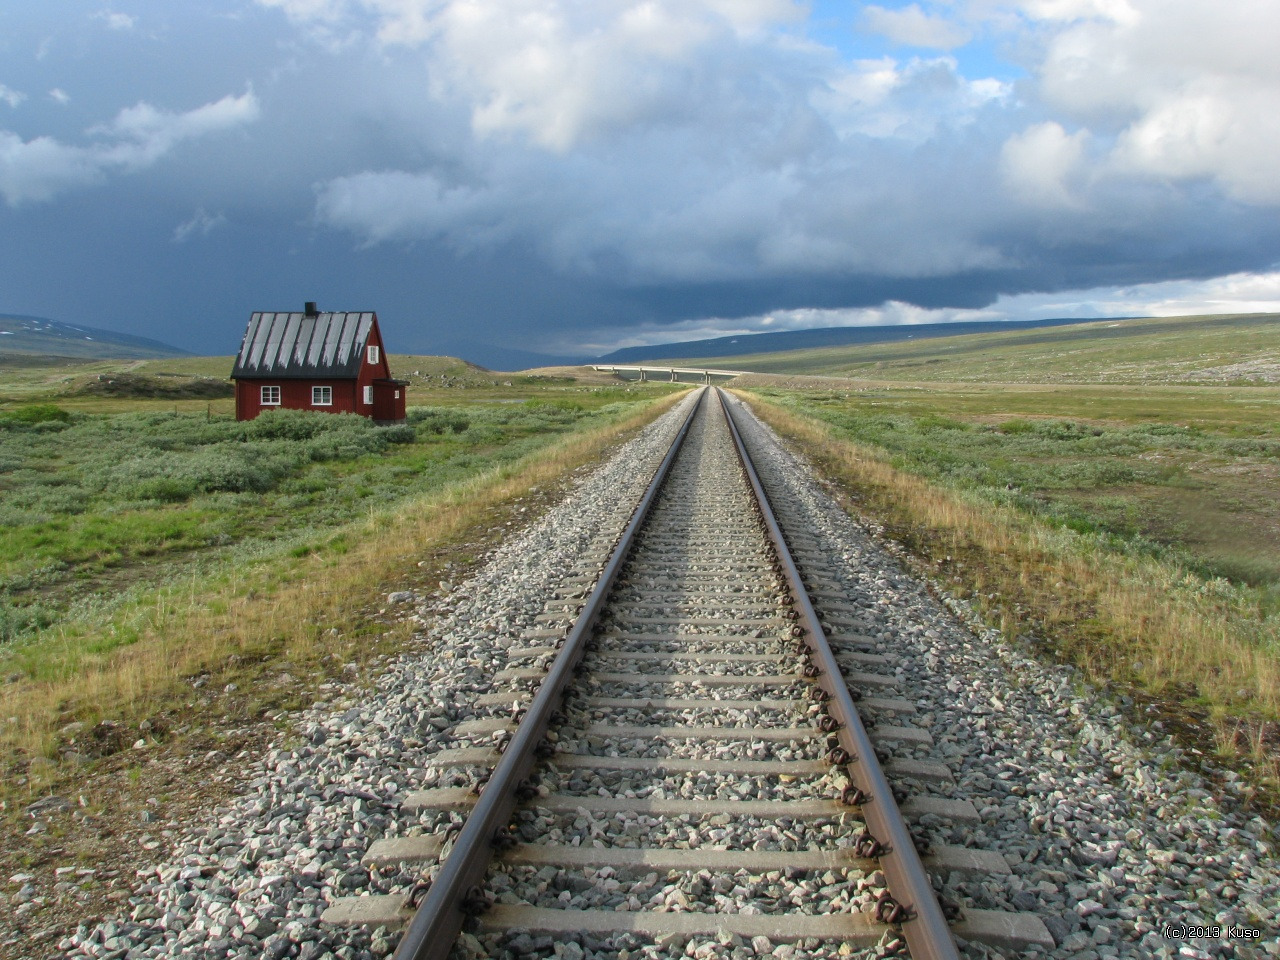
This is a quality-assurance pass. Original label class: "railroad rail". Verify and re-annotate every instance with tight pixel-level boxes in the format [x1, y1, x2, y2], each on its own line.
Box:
[323, 386, 1052, 958]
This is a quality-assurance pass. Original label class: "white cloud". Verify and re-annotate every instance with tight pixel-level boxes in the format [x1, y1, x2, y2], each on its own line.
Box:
[1031, 271, 1280, 318]
[592, 300, 997, 351]
[1019, 0, 1138, 25]
[425, 0, 805, 151]
[861, 4, 972, 49]
[0, 85, 25, 109]
[49, 88, 70, 105]
[95, 10, 137, 31]
[0, 132, 103, 203]
[259, 0, 805, 150]
[886, 271, 1280, 327]
[578, 271, 1280, 352]
[1111, 82, 1280, 204]
[0, 90, 260, 206]
[173, 208, 227, 242]
[257, 0, 357, 25]
[816, 55, 1010, 141]
[1022, 0, 1280, 205]
[93, 91, 261, 169]
[1000, 120, 1087, 207]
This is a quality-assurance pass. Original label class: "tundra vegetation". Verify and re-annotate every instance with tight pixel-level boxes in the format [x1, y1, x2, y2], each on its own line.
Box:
[731, 313, 1280, 805]
[677, 312, 1280, 385]
[0, 354, 682, 802]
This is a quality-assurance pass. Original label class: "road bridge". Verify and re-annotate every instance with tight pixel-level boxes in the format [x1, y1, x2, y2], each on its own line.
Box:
[592, 364, 749, 383]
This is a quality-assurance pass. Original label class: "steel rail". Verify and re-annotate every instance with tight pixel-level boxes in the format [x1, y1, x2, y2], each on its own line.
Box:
[392, 387, 706, 960]
[716, 387, 961, 960]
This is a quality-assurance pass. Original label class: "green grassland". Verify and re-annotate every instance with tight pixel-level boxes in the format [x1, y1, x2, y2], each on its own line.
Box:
[752, 384, 1280, 599]
[723, 311, 1280, 614]
[673, 313, 1280, 384]
[734, 313, 1280, 797]
[0, 357, 676, 649]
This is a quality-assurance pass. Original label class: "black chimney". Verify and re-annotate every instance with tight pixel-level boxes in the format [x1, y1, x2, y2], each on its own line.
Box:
[304, 301, 319, 317]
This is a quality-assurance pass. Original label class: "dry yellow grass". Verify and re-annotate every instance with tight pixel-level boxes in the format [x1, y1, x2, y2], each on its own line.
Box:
[740, 392, 1280, 795]
[2, 392, 687, 789]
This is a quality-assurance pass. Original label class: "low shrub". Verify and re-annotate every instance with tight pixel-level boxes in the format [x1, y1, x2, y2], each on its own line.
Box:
[71, 373, 232, 400]
[378, 424, 417, 444]
[133, 476, 199, 503]
[997, 418, 1035, 434]
[0, 404, 72, 428]
[408, 408, 470, 434]
[246, 408, 352, 441]
[0, 602, 54, 643]
[6, 403, 73, 424]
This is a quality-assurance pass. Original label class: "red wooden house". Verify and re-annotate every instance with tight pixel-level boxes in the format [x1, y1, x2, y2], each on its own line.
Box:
[231, 303, 407, 423]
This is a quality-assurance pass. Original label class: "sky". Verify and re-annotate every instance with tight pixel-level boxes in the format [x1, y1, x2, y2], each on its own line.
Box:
[2, 0, 1279, 364]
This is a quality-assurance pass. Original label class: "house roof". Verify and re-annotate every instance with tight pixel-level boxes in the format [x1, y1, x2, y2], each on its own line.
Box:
[231, 311, 376, 379]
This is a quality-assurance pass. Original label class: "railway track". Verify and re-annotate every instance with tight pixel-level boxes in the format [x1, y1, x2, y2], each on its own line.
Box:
[323, 387, 1052, 959]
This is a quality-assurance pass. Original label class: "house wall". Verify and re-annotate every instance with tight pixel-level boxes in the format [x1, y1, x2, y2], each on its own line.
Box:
[235, 379, 359, 420]
[354, 323, 391, 417]
[372, 380, 407, 423]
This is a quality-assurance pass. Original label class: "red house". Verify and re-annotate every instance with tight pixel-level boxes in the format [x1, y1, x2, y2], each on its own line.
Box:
[231, 303, 407, 423]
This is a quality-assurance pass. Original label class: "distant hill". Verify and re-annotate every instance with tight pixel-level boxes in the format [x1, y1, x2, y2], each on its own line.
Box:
[664, 313, 1280, 385]
[0, 314, 189, 359]
[595, 316, 1127, 365]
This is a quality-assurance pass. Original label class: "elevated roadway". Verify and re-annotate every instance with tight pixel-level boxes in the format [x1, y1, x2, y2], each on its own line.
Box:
[592, 364, 749, 383]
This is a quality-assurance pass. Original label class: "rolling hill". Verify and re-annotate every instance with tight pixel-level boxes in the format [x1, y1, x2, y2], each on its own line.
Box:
[0, 314, 189, 359]
[595, 316, 1124, 365]
[650, 313, 1280, 385]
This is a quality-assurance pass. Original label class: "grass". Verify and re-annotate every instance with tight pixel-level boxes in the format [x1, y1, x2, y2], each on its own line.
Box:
[747, 384, 1280, 600]
[739, 387, 1280, 801]
[669, 313, 1280, 384]
[0, 355, 684, 794]
[0, 383, 673, 645]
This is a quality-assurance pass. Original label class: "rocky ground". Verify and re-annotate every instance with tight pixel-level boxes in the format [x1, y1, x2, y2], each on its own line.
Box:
[5, 390, 1277, 960]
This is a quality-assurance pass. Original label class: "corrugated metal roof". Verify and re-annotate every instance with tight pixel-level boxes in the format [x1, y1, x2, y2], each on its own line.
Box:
[231, 312, 376, 379]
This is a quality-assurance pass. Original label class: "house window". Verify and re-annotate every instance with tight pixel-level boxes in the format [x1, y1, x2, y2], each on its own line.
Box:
[363, 385, 373, 405]
[261, 385, 280, 406]
[312, 386, 332, 406]
[367, 345, 379, 364]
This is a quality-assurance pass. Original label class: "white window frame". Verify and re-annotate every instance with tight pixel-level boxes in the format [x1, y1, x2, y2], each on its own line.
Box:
[260, 385, 281, 406]
[363, 385, 373, 405]
[367, 345, 380, 365]
[312, 385, 333, 406]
